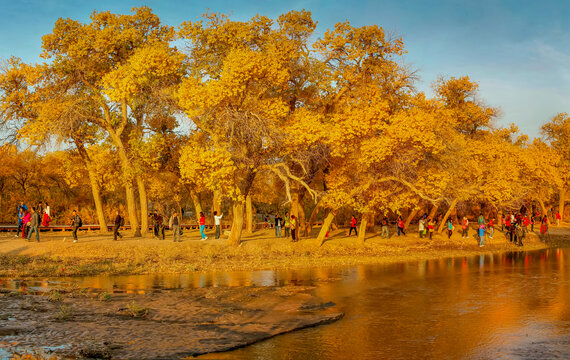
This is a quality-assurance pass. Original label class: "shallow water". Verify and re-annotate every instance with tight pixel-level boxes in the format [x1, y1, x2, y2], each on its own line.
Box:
[2, 248, 569, 359]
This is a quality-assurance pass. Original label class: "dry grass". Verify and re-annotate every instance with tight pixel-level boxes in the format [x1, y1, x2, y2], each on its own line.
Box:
[0, 225, 561, 278]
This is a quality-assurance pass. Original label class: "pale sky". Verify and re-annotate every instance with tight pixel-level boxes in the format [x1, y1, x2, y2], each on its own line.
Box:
[1, 0, 569, 139]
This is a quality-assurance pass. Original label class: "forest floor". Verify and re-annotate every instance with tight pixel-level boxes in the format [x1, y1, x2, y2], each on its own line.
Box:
[0, 224, 565, 278]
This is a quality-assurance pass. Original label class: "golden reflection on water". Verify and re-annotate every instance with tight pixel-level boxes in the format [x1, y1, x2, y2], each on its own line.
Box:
[0, 248, 568, 359]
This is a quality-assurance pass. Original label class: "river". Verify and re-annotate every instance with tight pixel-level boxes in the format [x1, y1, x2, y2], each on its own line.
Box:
[2, 247, 569, 359]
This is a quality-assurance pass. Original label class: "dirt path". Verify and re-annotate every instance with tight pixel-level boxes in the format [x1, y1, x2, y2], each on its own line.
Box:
[0, 226, 561, 277]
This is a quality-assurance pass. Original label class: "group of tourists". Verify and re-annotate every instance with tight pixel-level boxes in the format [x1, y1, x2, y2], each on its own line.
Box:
[14, 199, 558, 246]
[270, 213, 298, 241]
[347, 206, 555, 248]
[16, 200, 52, 242]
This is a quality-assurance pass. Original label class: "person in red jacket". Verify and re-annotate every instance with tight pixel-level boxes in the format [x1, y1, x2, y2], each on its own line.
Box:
[397, 216, 405, 236]
[199, 211, 207, 240]
[555, 211, 561, 226]
[349, 215, 358, 237]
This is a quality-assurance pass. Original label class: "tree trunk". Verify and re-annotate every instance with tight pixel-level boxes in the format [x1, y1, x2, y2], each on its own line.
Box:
[538, 199, 548, 219]
[367, 213, 375, 232]
[404, 207, 420, 230]
[212, 190, 221, 218]
[306, 199, 323, 235]
[107, 129, 140, 237]
[290, 183, 308, 237]
[559, 188, 565, 222]
[358, 213, 369, 244]
[453, 206, 460, 225]
[75, 140, 108, 233]
[125, 182, 140, 236]
[428, 203, 439, 220]
[136, 175, 148, 235]
[245, 195, 253, 234]
[299, 203, 307, 237]
[318, 210, 337, 246]
[228, 201, 245, 246]
[87, 167, 108, 233]
[498, 212, 503, 231]
[189, 190, 202, 224]
[437, 199, 458, 233]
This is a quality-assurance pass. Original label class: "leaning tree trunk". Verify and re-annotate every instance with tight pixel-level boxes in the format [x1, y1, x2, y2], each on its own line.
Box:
[136, 175, 148, 235]
[306, 199, 323, 235]
[437, 199, 458, 233]
[358, 213, 369, 244]
[318, 210, 337, 246]
[228, 201, 245, 246]
[429, 202, 439, 220]
[404, 207, 420, 230]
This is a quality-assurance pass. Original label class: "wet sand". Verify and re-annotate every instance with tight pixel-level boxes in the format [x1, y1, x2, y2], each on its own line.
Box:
[1, 285, 342, 359]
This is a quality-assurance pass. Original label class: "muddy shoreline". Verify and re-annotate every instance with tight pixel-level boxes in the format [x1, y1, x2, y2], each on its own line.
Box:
[1, 285, 343, 359]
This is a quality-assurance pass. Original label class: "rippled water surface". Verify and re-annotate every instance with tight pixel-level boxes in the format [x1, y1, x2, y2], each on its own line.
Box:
[2, 248, 569, 359]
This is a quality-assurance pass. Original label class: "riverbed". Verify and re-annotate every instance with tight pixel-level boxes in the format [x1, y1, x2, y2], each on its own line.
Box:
[1, 247, 568, 359]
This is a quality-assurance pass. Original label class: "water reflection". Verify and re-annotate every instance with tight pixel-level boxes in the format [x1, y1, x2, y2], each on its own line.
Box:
[1, 248, 568, 359]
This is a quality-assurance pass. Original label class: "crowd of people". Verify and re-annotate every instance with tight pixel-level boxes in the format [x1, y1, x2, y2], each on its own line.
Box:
[16, 201, 52, 242]
[12, 200, 557, 245]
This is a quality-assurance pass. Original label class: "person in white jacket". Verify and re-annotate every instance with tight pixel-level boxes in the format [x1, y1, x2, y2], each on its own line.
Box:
[214, 211, 223, 239]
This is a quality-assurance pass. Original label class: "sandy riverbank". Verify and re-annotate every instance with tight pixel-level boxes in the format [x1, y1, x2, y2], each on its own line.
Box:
[1, 284, 342, 359]
[0, 225, 564, 278]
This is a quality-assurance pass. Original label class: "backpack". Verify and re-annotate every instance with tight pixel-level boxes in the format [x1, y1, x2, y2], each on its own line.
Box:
[77, 216, 83, 227]
[120, 216, 125, 226]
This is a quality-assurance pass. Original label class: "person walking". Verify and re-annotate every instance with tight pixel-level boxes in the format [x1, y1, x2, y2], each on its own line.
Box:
[70, 210, 82, 243]
[199, 211, 208, 240]
[16, 201, 27, 237]
[21, 210, 31, 239]
[555, 211, 561, 226]
[397, 216, 405, 236]
[214, 211, 223, 239]
[113, 210, 123, 241]
[26, 207, 41, 242]
[381, 216, 389, 238]
[540, 215, 548, 235]
[461, 217, 469, 238]
[446, 218, 453, 239]
[274, 214, 282, 238]
[349, 215, 358, 237]
[427, 218, 435, 240]
[264, 215, 270, 229]
[478, 223, 486, 247]
[418, 217, 425, 239]
[152, 213, 160, 238]
[170, 211, 181, 242]
[157, 213, 166, 240]
[290, 215, 297, 242]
